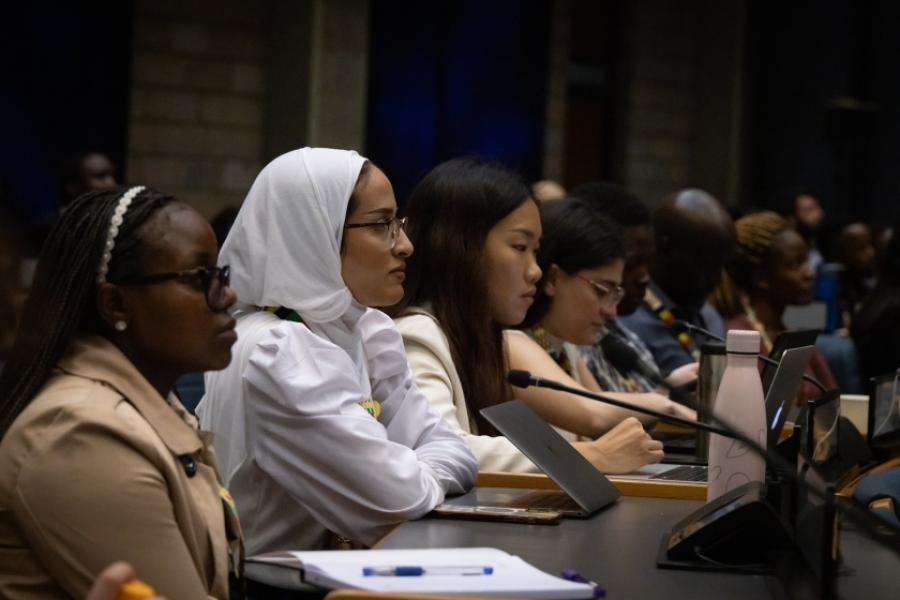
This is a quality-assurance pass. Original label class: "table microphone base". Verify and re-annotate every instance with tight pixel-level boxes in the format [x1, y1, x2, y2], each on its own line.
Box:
[657, 481, 793, 574]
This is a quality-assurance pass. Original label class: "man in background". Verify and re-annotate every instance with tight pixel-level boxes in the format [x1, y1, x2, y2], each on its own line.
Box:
[620, 189, 735, 376]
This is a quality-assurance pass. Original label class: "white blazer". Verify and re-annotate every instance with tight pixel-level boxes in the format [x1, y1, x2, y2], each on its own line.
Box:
[395, 311, 539, 473]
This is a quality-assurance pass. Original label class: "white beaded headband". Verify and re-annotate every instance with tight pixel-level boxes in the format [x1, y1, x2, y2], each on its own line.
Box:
[96, 186, 146, 284]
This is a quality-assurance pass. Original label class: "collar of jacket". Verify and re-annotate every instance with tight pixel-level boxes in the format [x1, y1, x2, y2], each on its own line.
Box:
[56, 334, 203, 457]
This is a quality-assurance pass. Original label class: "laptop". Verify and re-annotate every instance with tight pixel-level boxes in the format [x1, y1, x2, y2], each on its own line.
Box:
[473, 399, 622, 517]
[663, 329, 819, 457]
[868, 370, 900, 450]
[765, 345, 816, 448]
[761, 329, 819, 394]
[617, 345, 815, 482]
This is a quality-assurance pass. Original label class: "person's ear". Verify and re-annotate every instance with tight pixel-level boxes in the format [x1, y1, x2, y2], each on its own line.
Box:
[543, 264, 560, 297]
[96, 283, 132, 332]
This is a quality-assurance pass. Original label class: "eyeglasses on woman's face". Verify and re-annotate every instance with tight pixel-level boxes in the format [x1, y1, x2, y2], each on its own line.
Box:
[576, 274, 625, 308]
[343, 216, 408, 250]
[116, 265, 231, 311]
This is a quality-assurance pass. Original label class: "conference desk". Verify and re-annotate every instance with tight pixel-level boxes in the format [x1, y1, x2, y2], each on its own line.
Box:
[375, 487, 900, 600]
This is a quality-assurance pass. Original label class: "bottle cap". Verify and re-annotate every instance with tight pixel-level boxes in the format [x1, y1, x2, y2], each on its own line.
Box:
[725, 329, 760, 354]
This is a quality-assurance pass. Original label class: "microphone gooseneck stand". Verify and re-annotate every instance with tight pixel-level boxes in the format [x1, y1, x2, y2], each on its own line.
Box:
[506, 369, 900, 558]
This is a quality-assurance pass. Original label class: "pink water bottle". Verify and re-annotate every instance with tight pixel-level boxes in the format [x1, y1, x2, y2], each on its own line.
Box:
[706, 329, 766, 502]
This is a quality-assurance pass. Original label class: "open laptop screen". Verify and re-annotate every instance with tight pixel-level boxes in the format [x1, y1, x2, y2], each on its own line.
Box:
[761, 329, 819, 394]
[765, 345, 815, 448]
[869, 370, 900, 449]
[805, 389, 841, 464]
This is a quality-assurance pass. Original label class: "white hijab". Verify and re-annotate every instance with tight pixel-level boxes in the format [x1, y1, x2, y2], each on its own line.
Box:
[220, 147, 371, 393]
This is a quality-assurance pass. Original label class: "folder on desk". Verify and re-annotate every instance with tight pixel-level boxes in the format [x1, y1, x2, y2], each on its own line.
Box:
[245, 547, 596, 598]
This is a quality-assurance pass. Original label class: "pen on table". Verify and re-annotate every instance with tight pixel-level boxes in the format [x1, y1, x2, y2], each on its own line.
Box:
[561, 567, 606, 598]
[362, 565, 494, 576]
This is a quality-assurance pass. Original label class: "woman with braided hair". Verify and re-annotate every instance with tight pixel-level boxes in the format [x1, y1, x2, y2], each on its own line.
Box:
[711, 210, 837, 400]
[0, 187, 242, 599]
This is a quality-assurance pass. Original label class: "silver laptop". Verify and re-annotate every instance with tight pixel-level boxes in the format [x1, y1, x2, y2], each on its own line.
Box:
[477, 400, 621, 517]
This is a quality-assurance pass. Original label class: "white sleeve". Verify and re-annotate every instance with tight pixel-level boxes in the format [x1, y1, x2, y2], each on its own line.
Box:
[396, 314, 538, 473]
[242, 321, 474, 546]
[359, 309, 478, 492]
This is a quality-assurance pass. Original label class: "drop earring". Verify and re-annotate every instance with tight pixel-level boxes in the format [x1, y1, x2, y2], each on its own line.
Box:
[114, 321, 128, 332]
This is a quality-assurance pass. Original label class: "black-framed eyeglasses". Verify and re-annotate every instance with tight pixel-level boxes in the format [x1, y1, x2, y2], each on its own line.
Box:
[117, 265, 231, 311]
[576, 275, 625, 308]
[343, 216, 408, 249]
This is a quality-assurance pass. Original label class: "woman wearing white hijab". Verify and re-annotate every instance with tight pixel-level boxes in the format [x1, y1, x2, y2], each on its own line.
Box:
[197, 148, 477, 555]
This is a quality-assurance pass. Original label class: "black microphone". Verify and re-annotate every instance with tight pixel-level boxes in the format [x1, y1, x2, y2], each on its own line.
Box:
[598, 334, 695, 406]
[506, 368, 900, 551]
[507, 369, 731, 437]
[674, 320, 829, 394]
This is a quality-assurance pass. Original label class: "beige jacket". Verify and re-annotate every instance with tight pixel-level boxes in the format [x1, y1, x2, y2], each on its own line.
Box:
[0, 335, 241, 599]
[395, 311, 538, 473]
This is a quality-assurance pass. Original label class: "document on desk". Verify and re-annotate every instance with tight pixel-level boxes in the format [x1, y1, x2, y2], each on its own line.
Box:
[246, 547, 596, 598]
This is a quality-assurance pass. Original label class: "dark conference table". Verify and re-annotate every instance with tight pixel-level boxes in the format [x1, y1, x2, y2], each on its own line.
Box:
[375, 487, 900, 600]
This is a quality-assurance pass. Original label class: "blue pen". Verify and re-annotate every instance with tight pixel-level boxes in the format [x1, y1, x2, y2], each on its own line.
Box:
[561, 568, 606, 598]
[362, 565, 494, 577]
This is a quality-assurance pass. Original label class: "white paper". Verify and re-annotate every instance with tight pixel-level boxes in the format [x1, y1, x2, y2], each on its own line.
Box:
[286, 547, 595, 599]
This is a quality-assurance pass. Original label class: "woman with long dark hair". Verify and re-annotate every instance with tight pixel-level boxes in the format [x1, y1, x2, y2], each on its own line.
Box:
[0, 187, 241, 598]
[394, 158, 675, 473]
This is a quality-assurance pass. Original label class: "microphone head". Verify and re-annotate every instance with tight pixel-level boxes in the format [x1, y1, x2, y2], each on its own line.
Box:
[673, 319, 726, 343]
[507, 369, 533, 389]
[671, 319, 691, 334]
[599, 334, 641, 372]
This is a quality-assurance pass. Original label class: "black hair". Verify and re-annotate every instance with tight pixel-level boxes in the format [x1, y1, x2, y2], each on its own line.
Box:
[0, 187, 176, 437]
[346, 160, 374, 220]
[774, 186, 815, 218]
[60, 151, 95, 185]
[393, 157, 534, 435]
[520, 199, 625, 328]
[340, 160, 374, 254]
[569, 182, 650, 227]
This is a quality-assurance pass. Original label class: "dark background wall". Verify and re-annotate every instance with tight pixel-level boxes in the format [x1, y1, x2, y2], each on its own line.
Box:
[745, 0, 900, 225]
[3, 0, 900, 232]
[365, 0, 550, 205]
[0, 2, 133, 232]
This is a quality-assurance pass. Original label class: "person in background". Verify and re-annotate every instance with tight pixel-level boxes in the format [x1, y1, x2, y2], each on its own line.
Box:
[711, 211, 838, 401]
[394, 158, 674, 474]
[0, 209, 26, 370]
[198, 148, 476, 556]
[0, 187, 242, 599]
[835, 221, 878, 326]
[61, 151, 118, 208]
[620, 189, 735, 375]
[531, 179, 566, 203]
[874, 223, 894, 275]
[569, 182, 697, 393]
[776, 187, 826, 274]
[851, 212, 900, 382]
[507, 200, 696, 436]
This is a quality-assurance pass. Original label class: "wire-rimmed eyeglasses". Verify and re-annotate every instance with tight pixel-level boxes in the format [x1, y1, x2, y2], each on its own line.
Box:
[576, 275, 625, 308]
[343, 216, 408, 249]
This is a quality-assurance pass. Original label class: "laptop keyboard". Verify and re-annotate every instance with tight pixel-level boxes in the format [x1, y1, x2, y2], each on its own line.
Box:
[650, 465, 708, 481]
[505, 490, 583, 512]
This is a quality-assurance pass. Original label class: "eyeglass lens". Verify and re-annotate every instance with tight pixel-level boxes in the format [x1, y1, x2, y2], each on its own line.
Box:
[206, 266, 230, 310]
[387, 218, 407, 249]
